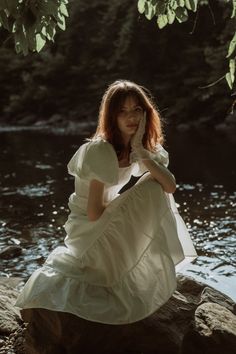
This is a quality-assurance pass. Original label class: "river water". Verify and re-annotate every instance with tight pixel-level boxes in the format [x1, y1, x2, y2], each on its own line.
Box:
[0, 127, 236, 300]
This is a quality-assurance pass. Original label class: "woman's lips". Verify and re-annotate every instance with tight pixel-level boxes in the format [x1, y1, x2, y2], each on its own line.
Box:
[127, 125, 138, 128]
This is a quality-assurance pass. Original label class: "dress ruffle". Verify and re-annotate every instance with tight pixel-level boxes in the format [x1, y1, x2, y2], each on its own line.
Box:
[16, 174, 197, 324]
[67, 139, 119, 185]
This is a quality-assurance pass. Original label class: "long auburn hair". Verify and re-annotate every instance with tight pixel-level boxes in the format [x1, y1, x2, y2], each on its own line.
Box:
[92, 80, 164, 160]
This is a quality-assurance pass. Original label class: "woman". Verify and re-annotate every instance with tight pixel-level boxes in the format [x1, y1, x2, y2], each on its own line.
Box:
[16, 80, 197, 324]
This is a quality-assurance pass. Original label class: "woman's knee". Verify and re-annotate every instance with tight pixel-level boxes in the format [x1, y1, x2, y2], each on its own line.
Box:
[135, 173, 163, 194]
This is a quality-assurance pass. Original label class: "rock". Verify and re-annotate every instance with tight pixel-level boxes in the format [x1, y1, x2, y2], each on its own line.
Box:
[1, 275, 235, 354]
[1, 325, 26, 354]
[0, 280, 22, 335]
[182, 302, 236, 354]
[47, 114, 63, 125]
[200, 286, 236, 313]
[20, 274, 236, 354]
[17, 115, 37, 125]
[34, 120, 48, 126]
[0, 246, 22, 260]
[0, 277, 25, 354]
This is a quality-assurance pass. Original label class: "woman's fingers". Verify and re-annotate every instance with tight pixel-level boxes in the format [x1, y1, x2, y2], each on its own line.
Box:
[139, 114, 146, 135]
[131, 114, 146, 147]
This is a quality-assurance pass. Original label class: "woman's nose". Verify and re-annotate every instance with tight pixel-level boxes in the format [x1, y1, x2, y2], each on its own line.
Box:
[127, 110, 137, 120]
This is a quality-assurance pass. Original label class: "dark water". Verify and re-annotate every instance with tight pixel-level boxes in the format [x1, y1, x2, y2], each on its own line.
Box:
[0, 128, 236, 300]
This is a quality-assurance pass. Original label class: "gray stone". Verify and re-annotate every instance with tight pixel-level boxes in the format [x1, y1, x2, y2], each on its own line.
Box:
[20, 274, 236, 354]
[0, 278, 25, 354]
[0, 246, 22, 260]
[1, 275, 236, 354]
[0, 281, 22, 335]
[182, 302, 236, 354]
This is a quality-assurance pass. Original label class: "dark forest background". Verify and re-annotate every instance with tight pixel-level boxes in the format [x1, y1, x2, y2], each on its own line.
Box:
[0, 0, 235, 132]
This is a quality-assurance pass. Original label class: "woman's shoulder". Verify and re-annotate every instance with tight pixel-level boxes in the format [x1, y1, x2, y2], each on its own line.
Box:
[68, 137, 119, 184]
[85, 136, 112, 148]
[84, 137, 116, 159]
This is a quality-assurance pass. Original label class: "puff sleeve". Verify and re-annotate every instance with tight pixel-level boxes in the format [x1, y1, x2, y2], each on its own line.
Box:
[67, 139, 119, 185]
[132, 144, 169, 177]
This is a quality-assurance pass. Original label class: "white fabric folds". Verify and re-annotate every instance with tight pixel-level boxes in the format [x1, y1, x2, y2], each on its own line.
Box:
[15, 139, 197, 324]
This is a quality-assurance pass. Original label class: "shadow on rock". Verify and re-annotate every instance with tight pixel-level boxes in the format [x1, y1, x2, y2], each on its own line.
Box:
[1, 274, 236, 354]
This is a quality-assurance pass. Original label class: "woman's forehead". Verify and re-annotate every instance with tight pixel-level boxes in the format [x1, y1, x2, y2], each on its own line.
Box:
[121, 95, 140, 108]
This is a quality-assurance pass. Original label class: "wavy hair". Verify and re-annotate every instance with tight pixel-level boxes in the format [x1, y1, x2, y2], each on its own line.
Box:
[92, 80, 164, 159]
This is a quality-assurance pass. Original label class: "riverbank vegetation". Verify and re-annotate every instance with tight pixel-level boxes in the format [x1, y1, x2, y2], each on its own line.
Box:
[0, 0, 235, 129]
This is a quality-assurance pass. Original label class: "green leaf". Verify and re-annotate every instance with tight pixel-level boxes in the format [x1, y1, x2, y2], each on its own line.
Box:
[137, 0, 146, 14]
[57, 12, 65, 30]
[59, 3, 69, 17]
[157, 14, 168, 29]
[178, 0, 185, 7]
[231, 0, 236, 18]
[0, 9, 9, 30]
[175, 6, 188, 22]
[229, 58, 235, 83]
[226, 72, 233, 89]
[185, 0, 198, 12]
[167, 7, 175, 24]
[36, 33, 46, 52]
[226, 32, 236, 58]
[171, 0, 179, 11]
[145, 3, 155, 20]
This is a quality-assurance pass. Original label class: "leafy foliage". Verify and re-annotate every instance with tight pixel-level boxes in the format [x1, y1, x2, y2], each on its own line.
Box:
[0, 0, 69, 55]
[0, 0, 234, 128]
[0, 0, 234, 90]
[137, 0, 236, 89]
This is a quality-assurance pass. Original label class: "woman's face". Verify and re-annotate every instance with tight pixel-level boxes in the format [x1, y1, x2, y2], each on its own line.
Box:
[116, 95, 144, 143]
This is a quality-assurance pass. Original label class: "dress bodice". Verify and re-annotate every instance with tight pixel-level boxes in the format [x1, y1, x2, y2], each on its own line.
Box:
[66, 138, 169, 214]
[69, 165, 133, 213]
[103, 165, 133, 203]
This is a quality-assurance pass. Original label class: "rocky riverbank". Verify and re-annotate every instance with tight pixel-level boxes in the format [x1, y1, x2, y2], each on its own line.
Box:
[0, 278, 25, 354]
[1, 110, 236, 142]
[0, 275, 236, 354]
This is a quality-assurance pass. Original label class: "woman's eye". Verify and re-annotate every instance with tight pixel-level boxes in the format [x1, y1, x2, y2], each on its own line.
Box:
[135, 107, 142, 113]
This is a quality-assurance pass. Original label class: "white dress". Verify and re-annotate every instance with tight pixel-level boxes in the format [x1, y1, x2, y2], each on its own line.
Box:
[15, 138, 197, 324]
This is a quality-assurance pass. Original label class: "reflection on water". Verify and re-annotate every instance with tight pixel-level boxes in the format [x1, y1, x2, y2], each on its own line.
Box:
[0, 130, 235, 300]
[176, 183, 236, 268]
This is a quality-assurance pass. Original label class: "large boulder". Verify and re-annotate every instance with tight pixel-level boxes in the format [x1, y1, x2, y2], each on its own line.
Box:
[0, 278, 25, 354]
[1, 275, 236, 354]
[182, 301, 236, 354]
[20, 274, 236, 354]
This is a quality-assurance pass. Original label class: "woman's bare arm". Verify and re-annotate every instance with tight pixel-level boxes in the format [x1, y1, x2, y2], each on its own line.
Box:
[87, 179, 106, 221]
[142, 159, 176, 194]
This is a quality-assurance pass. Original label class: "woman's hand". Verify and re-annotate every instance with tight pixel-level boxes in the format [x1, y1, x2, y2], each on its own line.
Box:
[130, 112, 176, 194]
[130, 113, 154, 163]
[130, 112, 146, 150]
